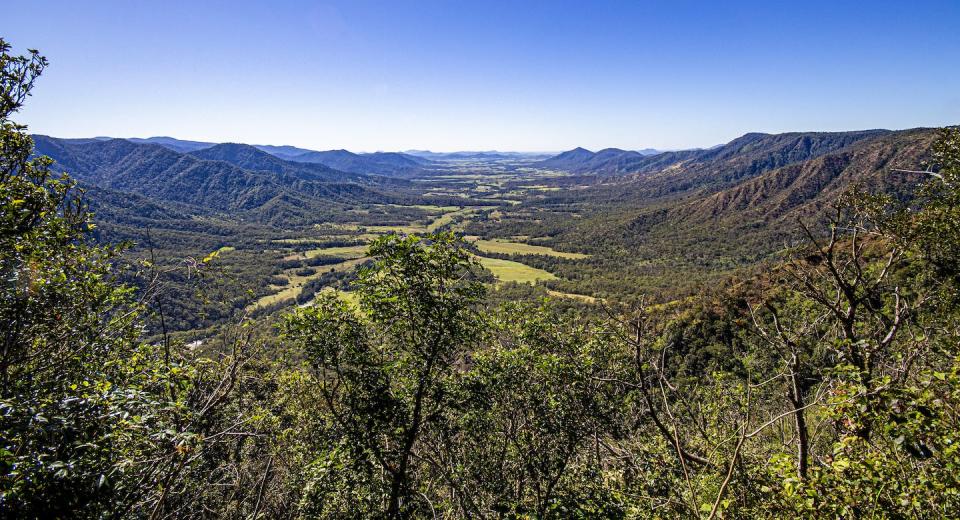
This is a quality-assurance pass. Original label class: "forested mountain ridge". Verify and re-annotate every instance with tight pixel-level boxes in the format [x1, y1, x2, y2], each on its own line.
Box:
[188, 142, 375, 183]
[127, 135, 217, 152]
[287, 148, 432, 176]
[625, 128, 938, 265]
[531, 128, 928, 212]
[78, 135, 435, 177]
[251, 143, 317, 160]
[608, 128, 937, 240]
[535, 145, 657, 173]
[673, 128, 935, 224]
[465, 128, 941, 298]
[539, 129, 892, 179]
[30, 135, 425, 223]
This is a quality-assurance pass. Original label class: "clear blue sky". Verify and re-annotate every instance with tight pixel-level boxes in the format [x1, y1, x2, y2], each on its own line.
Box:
[4, 0, 959, 152]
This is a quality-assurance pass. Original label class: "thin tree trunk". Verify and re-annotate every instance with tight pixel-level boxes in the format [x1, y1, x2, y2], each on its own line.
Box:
[387, 354, 436, 518]
[787, 356, 809, 479]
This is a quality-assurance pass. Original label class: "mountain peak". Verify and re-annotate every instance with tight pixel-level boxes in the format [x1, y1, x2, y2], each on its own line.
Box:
[191, 142, 278, 163]
[125, 136, 217, 153]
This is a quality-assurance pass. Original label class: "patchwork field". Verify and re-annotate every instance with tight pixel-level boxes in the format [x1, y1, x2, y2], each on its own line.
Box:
[475, 256, 557, 283]
[253, 257, 367, 308]
[546, 290, 598, 303]
[303, 245, 368, 259]
[473, 238, 589, 259]
[252, 166, 601, 309]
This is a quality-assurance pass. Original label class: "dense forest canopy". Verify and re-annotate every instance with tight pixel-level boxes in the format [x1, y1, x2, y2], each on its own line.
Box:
[2, 38, 960, 519]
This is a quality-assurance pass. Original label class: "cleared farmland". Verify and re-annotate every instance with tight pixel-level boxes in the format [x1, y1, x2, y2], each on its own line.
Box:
[475, 256, 557, 284]
[473, 239, 589, 259]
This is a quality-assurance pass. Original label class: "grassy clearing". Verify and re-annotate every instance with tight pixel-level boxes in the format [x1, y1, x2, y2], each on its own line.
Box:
[546, 290, 598, 303]
[272, 238, 323, 244]
[475, 256, 556, 284]
[315, 223, 428, 234]
[303, 245, 369, 259]
[314, 222, 364, 232]
[430, 174, 513, 181]
[425, 206, 496, 232]
[473, 239, 589, 259]
[474, 198, 519, 205]
[427, 212, 457, 231]
[520, 185, 562, 191]
[254, 283, 302, 308]
[312, 287, 360, 307]
[361, 225, 427, 234]
[253, 257, 367, 308]
[389, 204, 461, 212]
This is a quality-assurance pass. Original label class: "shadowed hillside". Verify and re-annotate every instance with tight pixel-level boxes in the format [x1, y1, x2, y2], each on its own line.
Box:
[31, 136, 425, 225]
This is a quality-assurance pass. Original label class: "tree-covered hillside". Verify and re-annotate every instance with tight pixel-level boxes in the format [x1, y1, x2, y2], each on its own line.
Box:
[469, 127, 939, 299]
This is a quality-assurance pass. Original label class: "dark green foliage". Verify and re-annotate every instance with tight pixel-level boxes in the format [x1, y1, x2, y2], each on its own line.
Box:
[445, 302, 630, 518]
[283, 232, 485, 517]
[0, 40, 167, 515]
[0, 40, 291, 519]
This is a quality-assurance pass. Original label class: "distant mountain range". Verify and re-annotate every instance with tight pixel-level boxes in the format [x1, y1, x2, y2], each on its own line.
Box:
[249, 143, 319, 160]
[30, 136, 435, 226]
[83, 136, 685, 171]
[404, 150, 554, 161]
[102, 136, 434, 177]
[287, 149, 433, 177]
[30, 128, 941, 247]
[538, 129, 919, 205]
[535, 132, 920, 179]
[126, 136, 217, 153]
[528, 128, 938, 267]
[188, 143, 365, 182]
[534, 146, 687, 173]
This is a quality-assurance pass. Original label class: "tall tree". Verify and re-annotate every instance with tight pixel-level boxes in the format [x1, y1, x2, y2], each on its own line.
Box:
[0, 37, 142, 515]
[283, 232, 484, 518]
[0, 38, 258, 519]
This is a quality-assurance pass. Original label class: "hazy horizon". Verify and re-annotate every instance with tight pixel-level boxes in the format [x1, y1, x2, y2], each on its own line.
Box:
[5, 0, 959, 152]
[31, 124, 948, 156]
